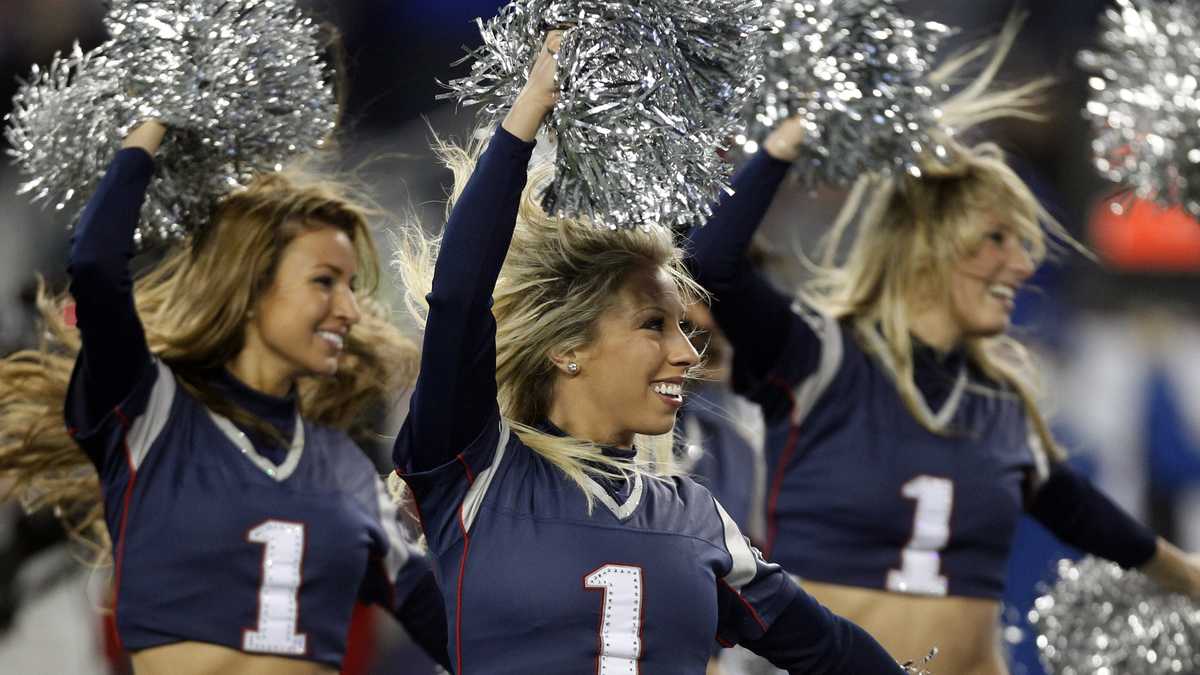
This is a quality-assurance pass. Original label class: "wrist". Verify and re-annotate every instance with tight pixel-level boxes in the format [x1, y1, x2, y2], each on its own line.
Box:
[763, 134, 799, 162]
[121, 120, 167, 156]
[502, 96, 553, 142]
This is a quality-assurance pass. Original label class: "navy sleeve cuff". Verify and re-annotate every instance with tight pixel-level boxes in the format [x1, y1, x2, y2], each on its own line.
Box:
[490, 125, 537, 155]
[113, 146, 157, 180]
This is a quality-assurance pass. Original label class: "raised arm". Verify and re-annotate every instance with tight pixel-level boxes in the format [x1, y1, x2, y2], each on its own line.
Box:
[685, 119, 823, 406]
[67, 122, 165, 430]
[687, 119, 802, 296]
[397, 34, 559, 473]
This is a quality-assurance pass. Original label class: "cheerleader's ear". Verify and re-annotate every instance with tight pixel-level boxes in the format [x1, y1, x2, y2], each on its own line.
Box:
[549, 349, 581, 376]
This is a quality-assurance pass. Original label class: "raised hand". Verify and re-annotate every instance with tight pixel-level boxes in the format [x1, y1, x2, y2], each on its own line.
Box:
[122, 120, 168, 156]
[502, 31, 563, 142]
[762, 116, 807, 162]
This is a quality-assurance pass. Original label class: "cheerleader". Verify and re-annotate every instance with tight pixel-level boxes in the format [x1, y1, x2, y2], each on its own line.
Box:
[686, 31, 1200, 675]
[0, 120, 450, 674]
[391, 33, 906, 675]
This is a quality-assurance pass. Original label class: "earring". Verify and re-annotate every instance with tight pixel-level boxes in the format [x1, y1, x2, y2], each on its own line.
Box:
[567, 362, 579, 375]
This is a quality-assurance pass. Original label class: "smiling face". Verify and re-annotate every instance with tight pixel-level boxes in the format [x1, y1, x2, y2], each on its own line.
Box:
[241, 224, 362, 386]
[946, 220, 1036, 340]
[554, 264, 700, 445]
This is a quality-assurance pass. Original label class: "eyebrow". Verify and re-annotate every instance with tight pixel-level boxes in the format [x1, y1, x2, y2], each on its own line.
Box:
[315, 263, 347, 276]
[634, 303, 685, 317]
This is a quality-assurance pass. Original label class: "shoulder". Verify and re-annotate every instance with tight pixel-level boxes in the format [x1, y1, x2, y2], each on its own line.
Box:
[646, 475, 726, 538]
[304, 423, 382, 484]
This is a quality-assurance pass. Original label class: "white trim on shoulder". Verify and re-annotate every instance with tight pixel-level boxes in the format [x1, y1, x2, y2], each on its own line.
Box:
[125, 359, 176, 470]
[1027, 418, 1051, 487]
[789, 301, 844, 426]
[460, 420, 511, 532]
[714, 498, 758, 590]
[373, 475, 413, 580]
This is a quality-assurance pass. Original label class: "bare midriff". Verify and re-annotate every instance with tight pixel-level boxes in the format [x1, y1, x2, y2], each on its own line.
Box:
[131, 642, 337, 675]
[802, 580, 1009, 675]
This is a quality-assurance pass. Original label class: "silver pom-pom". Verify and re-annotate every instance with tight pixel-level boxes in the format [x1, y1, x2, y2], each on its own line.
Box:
[740, 0, 951, 186]
[1080, 0, 1200, 217]
[442, 0, 769, 230]
[6, 0, 337, 247]
[1030, 557, 1200, 674]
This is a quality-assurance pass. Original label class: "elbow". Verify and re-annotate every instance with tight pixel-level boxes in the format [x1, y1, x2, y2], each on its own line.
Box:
[67, 256, 123, 294]
[68, 254, 125, 289]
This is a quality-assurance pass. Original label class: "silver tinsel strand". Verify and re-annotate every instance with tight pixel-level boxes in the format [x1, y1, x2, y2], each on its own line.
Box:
[6, 0, 337, 247]
[900, 647, 938, 674]
[1079, 0, 1200, 218]
[442, 0, 769, 230]
[741, 0, 951, 187]
[1030, 557, 1200, 674]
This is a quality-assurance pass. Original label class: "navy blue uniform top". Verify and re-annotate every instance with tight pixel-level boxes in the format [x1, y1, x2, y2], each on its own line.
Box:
[393, 127, 905, 674]
[677, 381, 766, 540]
[687, 150, 1158, 600]
[65, 149, 450, 669]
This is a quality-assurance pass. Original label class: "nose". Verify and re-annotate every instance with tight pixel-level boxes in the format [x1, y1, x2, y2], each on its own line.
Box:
[669, 324, 701, 369]
[1009, 240, 1036, 281]
[334, 285, 362, 326]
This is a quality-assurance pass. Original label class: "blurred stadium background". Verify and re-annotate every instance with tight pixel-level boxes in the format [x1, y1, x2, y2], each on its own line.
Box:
[1, 1, 1198, 673]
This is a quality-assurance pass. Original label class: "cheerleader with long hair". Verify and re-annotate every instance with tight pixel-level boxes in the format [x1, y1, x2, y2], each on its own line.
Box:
[688, 21, 1200, 675]
[0, 121, 450, 674]
[390, 32, 908, 674]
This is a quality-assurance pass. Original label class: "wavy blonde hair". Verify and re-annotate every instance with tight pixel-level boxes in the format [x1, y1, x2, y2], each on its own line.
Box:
[0, 168, 419, 560]
[805, 14, 1074, 462]
[394, 133, 700, 501]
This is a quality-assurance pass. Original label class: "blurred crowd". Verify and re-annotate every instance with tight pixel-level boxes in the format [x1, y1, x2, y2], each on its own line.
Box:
[1, 1, 1198, 674]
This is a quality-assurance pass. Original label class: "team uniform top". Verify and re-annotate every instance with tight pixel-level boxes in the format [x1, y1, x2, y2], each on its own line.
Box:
[393, 127, 905, 675]
[676, 381, 766, 539]
[687, 150, 1159, 600]
[65, 149, 450, 669]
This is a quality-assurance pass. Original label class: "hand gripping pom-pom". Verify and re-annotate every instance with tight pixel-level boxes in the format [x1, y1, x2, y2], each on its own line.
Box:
[6, 0, 338, 247]
[739, 0, 952, 188]
[441, 0, 770, 230]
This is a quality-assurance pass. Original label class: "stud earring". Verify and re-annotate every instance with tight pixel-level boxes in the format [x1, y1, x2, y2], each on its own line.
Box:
[567, 362, 579, 375]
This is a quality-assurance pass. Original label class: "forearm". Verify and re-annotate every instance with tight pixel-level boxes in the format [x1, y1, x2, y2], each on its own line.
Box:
[400, 32, 558, 473]
[1141, 538, 1200, 598]
[743, 590, 903, 674]
[1029, 463, 1157, 569]
[686, 151, 792, 294]
[69, 147, 158, 417]
[395, 571, 451, 669]
[400, 127, 535, 472]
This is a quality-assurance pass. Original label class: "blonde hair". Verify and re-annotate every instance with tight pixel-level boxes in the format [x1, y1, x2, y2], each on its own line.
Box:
[0, 168, 419, 560]
[394, 133, 700, 501]
[805, 14, 1072, 462]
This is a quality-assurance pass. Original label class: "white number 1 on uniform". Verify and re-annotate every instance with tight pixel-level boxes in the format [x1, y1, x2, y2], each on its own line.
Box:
[886, 476, 953, 596]
[243, 520, 307, 655]
[585, 564, 643, 674]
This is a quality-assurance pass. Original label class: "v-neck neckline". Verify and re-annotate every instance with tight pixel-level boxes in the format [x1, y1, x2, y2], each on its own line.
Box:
[863, 328, 969, 431]
[535, 419, 645, 520]
[581, 471, 644, 521]
[207, 409, 306, 481]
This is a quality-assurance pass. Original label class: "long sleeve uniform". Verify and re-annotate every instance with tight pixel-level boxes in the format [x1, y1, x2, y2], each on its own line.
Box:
[393, 129, 903, 674]
[65, 149, 450, 669]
